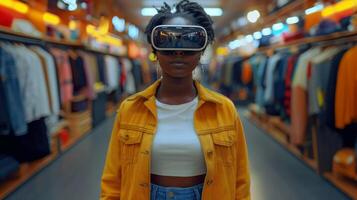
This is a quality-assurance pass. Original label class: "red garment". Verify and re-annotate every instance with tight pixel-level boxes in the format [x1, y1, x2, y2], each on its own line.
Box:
[0, 6, 24, 27]
[284, 55, 298, 118]
[50, 48, 73, 104]
[242, 61, 253, 85]
[291, 86, 308, 145]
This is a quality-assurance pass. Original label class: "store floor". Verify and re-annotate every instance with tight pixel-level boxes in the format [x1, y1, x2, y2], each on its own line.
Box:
[5, 111, 350, 200]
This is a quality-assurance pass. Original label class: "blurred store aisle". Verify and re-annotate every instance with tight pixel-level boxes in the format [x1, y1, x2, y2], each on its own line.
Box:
[5, 112, 349, 200]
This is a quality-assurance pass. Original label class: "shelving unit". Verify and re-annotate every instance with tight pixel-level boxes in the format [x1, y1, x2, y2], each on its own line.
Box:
[0, 26, 126, 57]
[245, 108, 319, 171]
[324, 173, 357, 200]
[220, 0, 305, 43]
[0, 25, 126, 198]
[0, 137, 59, 200]
[246, 105, 357, 199]
[258, 30, 357, 52]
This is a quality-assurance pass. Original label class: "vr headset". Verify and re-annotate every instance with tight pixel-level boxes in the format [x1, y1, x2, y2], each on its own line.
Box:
[151, 25, 208, 53]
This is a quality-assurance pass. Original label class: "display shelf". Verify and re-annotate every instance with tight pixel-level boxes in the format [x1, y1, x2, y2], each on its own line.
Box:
[0, 139, 59, 200]
[324, 173, 357, 200]
[0, 26, 81, 47]
[84, 46, 124, 58]
[0, 25, 131, 58]
[246, 108, 318, 171]
[220, 0, 304, 42]
[246, 107, 357, 199]
[258, 30, 357, 52]
[60, 125, 91, 152]
[61, 110, 92, 152]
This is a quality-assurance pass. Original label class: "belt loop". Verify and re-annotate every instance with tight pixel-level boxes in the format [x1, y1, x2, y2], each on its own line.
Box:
[193, 186, 202, 200]
[150, 184, 159, 200]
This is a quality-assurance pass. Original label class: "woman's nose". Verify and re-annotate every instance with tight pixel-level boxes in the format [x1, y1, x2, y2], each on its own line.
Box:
[173, 51, 185, 56]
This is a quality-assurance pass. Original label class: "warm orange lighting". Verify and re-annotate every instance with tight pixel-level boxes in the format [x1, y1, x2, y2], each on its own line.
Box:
[69, 20, 77, 30]
[216, 47, 229, 56]
[0, 0, 29, 14]
[43, 12, 60, 25]
[98, 16, 109, 35]
[322, 0, 357, 17]
[86, 24, 96, 34]
[97, 35, 122, 46]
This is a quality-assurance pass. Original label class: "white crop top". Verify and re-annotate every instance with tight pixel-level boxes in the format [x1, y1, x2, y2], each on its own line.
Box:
[151, 97, 207, 177]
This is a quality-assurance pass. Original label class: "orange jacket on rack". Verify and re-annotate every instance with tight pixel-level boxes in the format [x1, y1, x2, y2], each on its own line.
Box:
[100, 80, 251, 200]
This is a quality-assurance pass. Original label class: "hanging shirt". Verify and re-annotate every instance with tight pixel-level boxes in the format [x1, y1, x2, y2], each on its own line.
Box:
[3, 44, 51, 123]
[122, 58, 136, 94]
[104, 55, 120, 91]
[291, 47, 321, 145]
[335, 46, 357, 129]
[0, 45, 27, 136]
[264, 53, 282, 104]
[50, 48, 73, 105]
[308, 47, 342, 116]
[31, 46, 60, 116]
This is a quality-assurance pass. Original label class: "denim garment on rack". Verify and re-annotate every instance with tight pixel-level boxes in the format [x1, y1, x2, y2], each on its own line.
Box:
[0, 47, 27, 136]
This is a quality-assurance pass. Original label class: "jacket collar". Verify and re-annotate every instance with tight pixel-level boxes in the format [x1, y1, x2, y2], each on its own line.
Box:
[128, 79, 222, 105]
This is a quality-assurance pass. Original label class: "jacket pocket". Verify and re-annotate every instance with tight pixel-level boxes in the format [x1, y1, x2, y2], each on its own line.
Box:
[211, 130, 236, 166]
[118, 130, 143, 164]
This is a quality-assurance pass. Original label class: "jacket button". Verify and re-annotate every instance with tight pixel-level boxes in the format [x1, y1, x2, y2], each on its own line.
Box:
[123, 134, 129, 140]
[206, 179, 213, 185]
[140, 183, 149, 187]
[141, 150, 150, 155]
[207, 150, 213, 156]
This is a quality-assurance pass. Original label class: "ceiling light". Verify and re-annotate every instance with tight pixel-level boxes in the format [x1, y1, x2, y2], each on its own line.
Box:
[43, 12, 61, 25]
[245, 35, 254, 43]
[204, 8, 223, 16]
[13, 1, 29, 14]
[286, 16, 299, 24]
[272, 23, 284, 31]
[253, 31, 262, 40]
[262, 27, 272, 36]
[247, 10, 260, 23]
[141, 8, 158, 16]
[228, 39, 241, 50]
[141, 7, 222, 17]
[112, 16, 126, 32]
[68, 3, 77, 11]
[305, 4, 324, 15]
[80, 2, 87, 9]
[237, 17, 248, 27]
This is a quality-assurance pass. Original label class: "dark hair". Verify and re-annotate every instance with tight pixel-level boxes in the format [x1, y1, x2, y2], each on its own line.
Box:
[145, 0, 215, 53]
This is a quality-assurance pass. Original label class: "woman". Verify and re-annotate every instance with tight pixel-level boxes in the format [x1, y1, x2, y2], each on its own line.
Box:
[101, 1, 250, 199]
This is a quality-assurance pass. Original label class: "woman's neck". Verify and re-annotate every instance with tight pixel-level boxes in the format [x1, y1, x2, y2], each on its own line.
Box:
[156, 76, 197, 105]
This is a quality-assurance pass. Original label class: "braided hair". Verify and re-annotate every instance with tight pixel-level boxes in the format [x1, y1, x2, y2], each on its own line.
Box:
[145, 0, 215, 53]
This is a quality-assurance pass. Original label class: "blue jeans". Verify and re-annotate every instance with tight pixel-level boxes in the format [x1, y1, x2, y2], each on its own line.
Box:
[150, 183, 203, 200]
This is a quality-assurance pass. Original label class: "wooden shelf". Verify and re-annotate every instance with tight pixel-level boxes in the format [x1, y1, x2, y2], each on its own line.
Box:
[247, 106, 357, 199]
[60, 127, 90, 152]
[324, 173, 357, 200]
[248, 108, 318, 171]
[258, 30, 357, 52]
[220, 0, 305, 42]
[84, 46, 124, 58]
[0, 26, 128, 57]
[0, 26, 82, 47]
[0, 140, 59, 200]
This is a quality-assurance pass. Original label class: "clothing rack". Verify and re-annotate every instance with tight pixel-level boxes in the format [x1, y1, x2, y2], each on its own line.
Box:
[0, 31, 45, 46]
[259, 30, 357, 52]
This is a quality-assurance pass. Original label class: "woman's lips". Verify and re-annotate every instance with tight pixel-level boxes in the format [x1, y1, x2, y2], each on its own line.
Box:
[170, 61, 186, 67]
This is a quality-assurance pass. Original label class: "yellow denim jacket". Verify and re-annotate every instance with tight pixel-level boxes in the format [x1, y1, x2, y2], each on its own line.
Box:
[101, 80, 250, 200]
